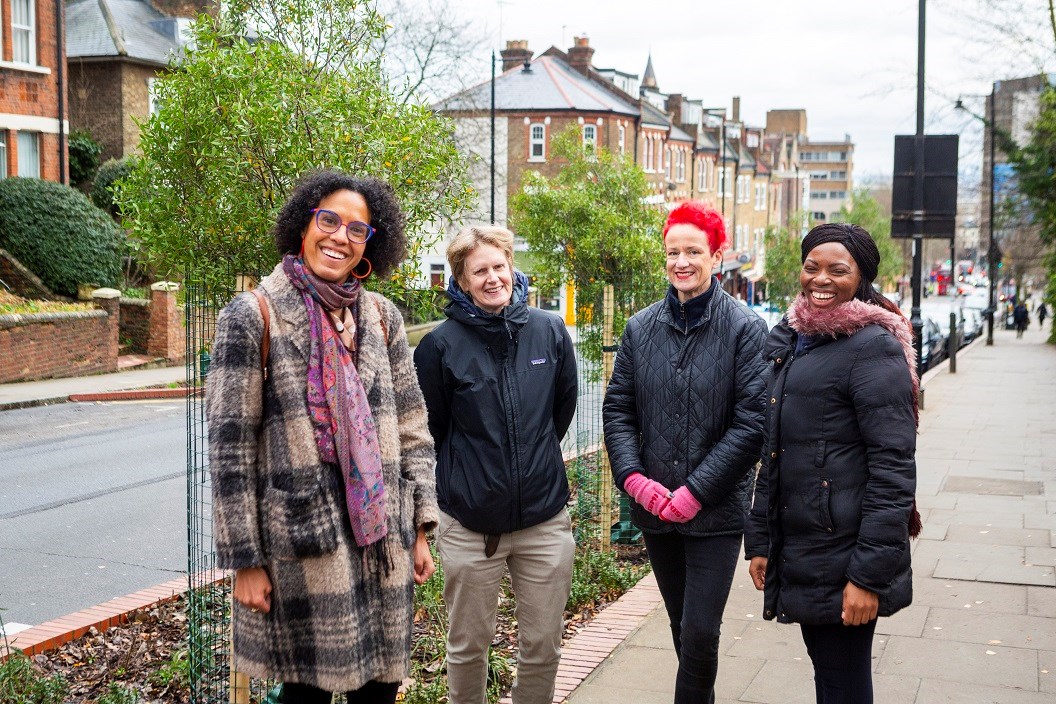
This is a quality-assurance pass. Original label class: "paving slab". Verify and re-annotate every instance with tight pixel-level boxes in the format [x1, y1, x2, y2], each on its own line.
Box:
[913, 678, 1053, 703]
[921, 607, 1056, 651]
[943, 524, 1051, 546]
[737, 659, 816, 703]
[1026, 586, 1056, 617]
[878, 636, 1039, 691]
[910, 578, 1028, 615]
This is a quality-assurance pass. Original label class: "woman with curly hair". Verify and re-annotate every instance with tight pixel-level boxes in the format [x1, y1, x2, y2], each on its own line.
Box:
[207, 169, 439, 704]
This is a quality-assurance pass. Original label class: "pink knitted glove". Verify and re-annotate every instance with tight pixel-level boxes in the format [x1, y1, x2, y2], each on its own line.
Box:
[623, 472, 671, 516]
[659, 486, 702, 523]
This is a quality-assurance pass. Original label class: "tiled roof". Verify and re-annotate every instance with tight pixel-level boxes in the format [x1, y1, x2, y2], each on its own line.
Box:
[67, 0, 187, 65]
[435, 56, 639, 116]
[669, 123, 694, 143]
[696, 131, 719, 152]
[640, 100, 670, 128]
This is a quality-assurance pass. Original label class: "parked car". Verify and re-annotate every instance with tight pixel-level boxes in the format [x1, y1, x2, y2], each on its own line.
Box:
[920, 315, 947, 371]
[962, 307, 984, 342]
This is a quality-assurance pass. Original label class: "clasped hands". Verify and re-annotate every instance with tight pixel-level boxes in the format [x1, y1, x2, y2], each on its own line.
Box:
[623, 472, 701, 523]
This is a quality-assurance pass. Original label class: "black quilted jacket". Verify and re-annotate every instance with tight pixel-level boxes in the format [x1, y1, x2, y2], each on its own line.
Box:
[603, 281, 768, 536]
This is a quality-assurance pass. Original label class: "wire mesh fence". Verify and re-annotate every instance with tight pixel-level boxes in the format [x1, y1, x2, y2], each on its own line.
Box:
[184, 269, 665, 702]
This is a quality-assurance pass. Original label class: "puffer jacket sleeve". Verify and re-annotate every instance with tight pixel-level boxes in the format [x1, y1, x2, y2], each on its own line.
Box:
[553, 320, 578, 440]
[684, 313, 768, 506]
[413, 331, 450, 456]
[207, 293, 267, 570]
[844, 332, 917, 592]
[603, 320, 645, 491]
[381, 298, 439, 533]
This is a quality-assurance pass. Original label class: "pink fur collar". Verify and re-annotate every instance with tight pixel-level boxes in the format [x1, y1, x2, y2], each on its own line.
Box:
[787, 294, 920, 424]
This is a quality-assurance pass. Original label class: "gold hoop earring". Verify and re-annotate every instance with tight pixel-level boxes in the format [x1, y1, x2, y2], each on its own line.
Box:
[351, 257, 373, 280]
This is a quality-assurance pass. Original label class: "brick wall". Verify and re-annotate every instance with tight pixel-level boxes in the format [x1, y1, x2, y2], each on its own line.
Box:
[147, 282, 185, 363]
[119, 297, 151, 354]
[0, 310, 115, 383]
[68, 62, 124, 162]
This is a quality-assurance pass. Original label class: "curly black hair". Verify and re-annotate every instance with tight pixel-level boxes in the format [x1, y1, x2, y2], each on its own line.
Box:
[272, 169, 407, 279]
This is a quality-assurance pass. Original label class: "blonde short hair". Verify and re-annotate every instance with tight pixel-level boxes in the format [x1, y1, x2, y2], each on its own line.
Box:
[447, 225, 515, 287]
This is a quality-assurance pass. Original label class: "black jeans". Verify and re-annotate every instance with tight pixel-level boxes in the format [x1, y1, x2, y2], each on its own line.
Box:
[799, 620, 877, 704]
[642, 531, 741, 704]
[282, 681, 399, 704]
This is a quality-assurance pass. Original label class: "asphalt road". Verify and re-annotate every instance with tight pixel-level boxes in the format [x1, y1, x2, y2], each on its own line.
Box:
[0, 400, 186, 628]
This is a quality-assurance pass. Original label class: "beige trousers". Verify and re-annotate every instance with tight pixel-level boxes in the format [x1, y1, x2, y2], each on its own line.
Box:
[437, 509, 575, 704]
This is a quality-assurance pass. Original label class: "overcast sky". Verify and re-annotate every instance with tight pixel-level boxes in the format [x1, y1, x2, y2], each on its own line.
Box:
[438, 0, 1055, 184]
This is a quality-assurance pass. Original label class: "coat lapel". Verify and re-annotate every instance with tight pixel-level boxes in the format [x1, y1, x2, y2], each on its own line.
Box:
[260, 264, 310, 364]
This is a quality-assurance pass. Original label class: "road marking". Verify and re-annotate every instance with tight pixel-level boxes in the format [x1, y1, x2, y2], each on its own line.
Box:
[0, 622, 33, 636]
[54, 421, 89, 429]
[0, 470, 185, 520]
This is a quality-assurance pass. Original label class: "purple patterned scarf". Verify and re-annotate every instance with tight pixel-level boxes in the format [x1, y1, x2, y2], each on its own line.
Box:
[282, 255, 387, 548]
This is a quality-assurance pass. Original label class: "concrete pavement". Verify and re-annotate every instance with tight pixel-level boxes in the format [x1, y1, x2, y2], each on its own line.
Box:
[567, 322, 1056, 704]
[0, 364, 186, 410]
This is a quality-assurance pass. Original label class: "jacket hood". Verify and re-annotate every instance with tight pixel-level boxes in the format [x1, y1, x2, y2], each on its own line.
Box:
[444, 270, 530, 329]
[787, 294, 920, 426]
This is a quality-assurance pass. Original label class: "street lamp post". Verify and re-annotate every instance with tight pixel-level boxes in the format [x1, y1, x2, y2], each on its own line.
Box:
[955, 86, 999, 345]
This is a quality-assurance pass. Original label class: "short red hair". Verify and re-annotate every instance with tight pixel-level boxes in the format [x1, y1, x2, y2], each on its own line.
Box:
[663, 201, 727, 254]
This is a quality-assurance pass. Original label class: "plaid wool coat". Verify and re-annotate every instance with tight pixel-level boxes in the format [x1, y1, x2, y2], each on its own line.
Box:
[207, 263, 439, 691]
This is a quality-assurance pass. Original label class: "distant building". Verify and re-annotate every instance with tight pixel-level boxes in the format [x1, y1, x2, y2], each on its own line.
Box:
[0, 0, 67, 180]
[66, 0, 209, 162]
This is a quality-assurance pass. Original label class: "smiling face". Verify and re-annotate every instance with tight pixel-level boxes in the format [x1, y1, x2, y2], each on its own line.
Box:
[800, 241, 862, 309]
[460, 243, 513, 314]
[301, 189, 370, 283]
[665, 223, 723, 302]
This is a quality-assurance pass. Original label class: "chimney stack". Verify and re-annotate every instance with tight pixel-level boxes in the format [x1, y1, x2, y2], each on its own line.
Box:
[500, 40, 533, 72]
[732, 96, 741, 122]
[567, 36, 595, 75]
[666, 94, 684, 127]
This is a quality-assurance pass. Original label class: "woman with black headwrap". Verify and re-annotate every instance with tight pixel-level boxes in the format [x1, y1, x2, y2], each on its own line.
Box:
[744, 223, 920, 703]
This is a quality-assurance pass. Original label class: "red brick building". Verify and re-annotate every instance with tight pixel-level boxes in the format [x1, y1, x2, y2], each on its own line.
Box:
[0, 0, 68, 181]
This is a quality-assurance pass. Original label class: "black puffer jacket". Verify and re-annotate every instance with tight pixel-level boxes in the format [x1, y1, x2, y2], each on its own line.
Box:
[603, 281, 768, 536]
[413, 293, 577, 536]
[743, 297, 917, 625]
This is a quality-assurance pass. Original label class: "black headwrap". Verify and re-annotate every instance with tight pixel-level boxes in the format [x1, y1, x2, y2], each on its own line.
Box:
[801, 223, 881, 284]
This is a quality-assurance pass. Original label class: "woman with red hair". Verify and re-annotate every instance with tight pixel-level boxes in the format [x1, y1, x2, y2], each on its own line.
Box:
[604, 201, 768, 702]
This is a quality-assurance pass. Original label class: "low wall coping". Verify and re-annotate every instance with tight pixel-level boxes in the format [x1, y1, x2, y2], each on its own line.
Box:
[119, 297, 150, 307]
[0, 309, 107, 330]
[151, 281, 181, 292]
[91, 288, 121, 300]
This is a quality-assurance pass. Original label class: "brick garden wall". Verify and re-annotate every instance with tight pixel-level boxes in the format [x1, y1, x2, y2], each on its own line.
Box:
[119, 298, 151, 354]
[0, 310, 116, 383]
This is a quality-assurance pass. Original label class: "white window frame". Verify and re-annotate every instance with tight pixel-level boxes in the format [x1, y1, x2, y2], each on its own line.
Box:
[582, 124, 597, 155]
[677, 149, 686, 183]
[529, 123, 546, 162]
[0, 132, 7, 178]
[618, 125, 625, 155]
[664, 147, 672, 179]
[17, 131, 39, 177]
[148, 77, 162, 116]
[11, 0, 36, 65]
[644, 136, 653, 172]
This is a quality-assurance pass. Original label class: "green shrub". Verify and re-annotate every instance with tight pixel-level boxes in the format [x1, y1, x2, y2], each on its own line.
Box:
[69, 129, 103, 189]
[91, 157, 136, 218]
[0, 650, 70, 704]
[567, 547, 649, 612]
[94, 684, 139, 704]
[0, 178, 124, 297]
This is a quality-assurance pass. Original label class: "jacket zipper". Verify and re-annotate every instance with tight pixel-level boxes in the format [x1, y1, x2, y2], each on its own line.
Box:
[501, 318, 523, 530]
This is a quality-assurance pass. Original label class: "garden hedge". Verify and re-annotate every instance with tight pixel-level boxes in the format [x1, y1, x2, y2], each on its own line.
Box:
[91, 157, 136, 218]
[0, 177, 124, 297]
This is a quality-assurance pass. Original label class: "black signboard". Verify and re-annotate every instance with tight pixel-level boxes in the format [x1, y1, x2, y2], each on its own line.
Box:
[891, 134, 959, 238]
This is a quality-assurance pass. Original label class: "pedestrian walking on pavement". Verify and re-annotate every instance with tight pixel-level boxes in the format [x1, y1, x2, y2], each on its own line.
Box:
[1038, 301, 1048, 329]
[603, 201, 768, 704]
[744, 223, 920, 704]
[1014, 301, 1030, 337]
[414, 225, 578, 704]
[207, 169, 439, 704]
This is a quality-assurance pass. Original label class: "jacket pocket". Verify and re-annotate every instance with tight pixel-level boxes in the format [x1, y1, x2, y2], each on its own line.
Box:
[397, 477, 416, 550]
[261, 485, 339, 560]
[819, 479, 834, 534]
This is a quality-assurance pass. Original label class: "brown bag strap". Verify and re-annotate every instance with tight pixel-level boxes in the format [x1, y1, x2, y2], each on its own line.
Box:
[250, 288, 270, 379]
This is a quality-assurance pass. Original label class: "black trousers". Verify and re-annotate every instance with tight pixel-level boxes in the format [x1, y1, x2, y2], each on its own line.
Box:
[282, 681, 399, 704]
[800, 620, 877, 704]
[642, 531, 741, 704]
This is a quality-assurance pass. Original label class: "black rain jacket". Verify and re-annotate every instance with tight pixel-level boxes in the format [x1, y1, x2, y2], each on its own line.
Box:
[414, 296, 577, 535]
